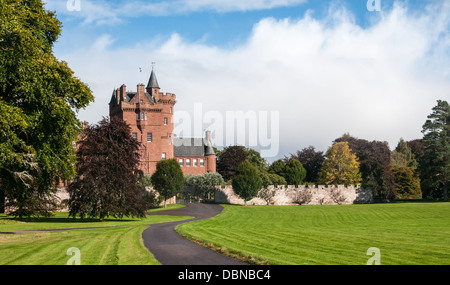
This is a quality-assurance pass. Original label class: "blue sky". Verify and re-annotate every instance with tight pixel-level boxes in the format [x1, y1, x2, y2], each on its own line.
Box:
[45, 0, 450, 160]
[53, 0, 426, 51]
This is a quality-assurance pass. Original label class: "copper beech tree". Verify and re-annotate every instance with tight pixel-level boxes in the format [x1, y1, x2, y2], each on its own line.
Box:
[68, 117, 148, 220]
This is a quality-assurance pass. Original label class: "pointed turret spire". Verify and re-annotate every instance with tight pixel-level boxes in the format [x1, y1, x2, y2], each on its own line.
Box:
[146, 63, 160, 91]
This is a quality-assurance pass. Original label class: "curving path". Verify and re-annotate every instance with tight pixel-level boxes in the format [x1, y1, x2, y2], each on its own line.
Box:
[142, 203, 246, 265]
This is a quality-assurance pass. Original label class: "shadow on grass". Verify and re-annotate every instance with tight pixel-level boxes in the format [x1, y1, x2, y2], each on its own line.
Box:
[0, 216, 143, 224]
[0, 204, 184, 224]
[375, 198, 446, 204]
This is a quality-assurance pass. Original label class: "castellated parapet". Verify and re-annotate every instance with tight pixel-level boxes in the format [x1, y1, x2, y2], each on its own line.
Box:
[215, 185, 373, 206]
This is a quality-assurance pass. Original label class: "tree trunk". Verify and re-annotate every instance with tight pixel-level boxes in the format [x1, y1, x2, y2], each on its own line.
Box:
[164, 198, 167, 208]
[0, 187, 5, 214]
[444, 185, 448, 202]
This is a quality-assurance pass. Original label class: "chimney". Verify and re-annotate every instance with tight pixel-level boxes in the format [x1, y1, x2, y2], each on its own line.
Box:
[137, 84, 145, 102]
[116, 88, 120, 105]
[205, 130, 212, 142]
[120, 84, 127, 101]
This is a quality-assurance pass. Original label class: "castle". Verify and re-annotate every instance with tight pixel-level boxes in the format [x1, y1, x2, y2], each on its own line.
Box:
[108, 68, 216, 176]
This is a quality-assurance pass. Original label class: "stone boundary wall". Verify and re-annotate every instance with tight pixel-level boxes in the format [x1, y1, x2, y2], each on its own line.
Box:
[215, 185, 373, 206]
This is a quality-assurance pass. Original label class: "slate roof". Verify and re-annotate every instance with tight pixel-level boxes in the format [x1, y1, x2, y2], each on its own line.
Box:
[173, 137, 215, 157]
[147, 70, 160, 89]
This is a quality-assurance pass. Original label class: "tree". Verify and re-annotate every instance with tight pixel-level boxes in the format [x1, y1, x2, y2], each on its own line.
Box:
[420, 100, 449, 201]
[334, 135, 396, 201]
[216, 145, 247, 181]
[284, 158, 307, 186]
[391, 138, 418, 170]
[287, 146, 325, 183]
[151, 159, 185, 208]
[245, 147, 269, 173]
[0, 1, 94, 217]
[319, 142, 362, 186]
[232, 160, 263, 206]
[392, 167, 421, 199]
[390, 139, 422, 199]
[268, 159, 286, 177]
[184, 172, 225, 201]
[68, 117, 147, 220]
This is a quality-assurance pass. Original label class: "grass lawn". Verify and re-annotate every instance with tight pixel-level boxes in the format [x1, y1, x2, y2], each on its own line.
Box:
[176, 202, 450, 265]
[0, 204, 191, 265]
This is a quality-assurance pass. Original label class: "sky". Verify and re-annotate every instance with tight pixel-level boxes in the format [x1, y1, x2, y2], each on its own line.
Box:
[45, 0, 450, 161]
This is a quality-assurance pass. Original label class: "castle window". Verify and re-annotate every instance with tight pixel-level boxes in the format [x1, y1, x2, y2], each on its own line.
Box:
[200, 159, 204, 167]
[186, 159, 191, 167]
[179, 158, 184, 166]
[137, 113, 140, 120]
[147, 133, 152, 142]
[141, 113, 145, 120]
[162, 153, 166, 160]
[164, 117, 168, 125]
[132, 133, 137, 140]
[193, 159, 198, 167]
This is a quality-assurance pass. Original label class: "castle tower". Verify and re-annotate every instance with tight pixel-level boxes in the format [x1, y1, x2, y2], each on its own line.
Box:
[109, 67, 176, 174]
[109, 66, 216, 176]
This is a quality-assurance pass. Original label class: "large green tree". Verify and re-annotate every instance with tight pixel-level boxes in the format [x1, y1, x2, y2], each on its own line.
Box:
[284, 158, 307, 186]
[68, 117, 147, 220]
[420, 100, 449, 201]
[287, 146, 325, 183]
[0, 0, 94, 217]
[151, 159, 185, 208]
[232, 160, 263, 206]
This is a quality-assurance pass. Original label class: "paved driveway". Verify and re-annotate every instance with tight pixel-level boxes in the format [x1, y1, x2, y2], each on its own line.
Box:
[142, 203, 246, 265]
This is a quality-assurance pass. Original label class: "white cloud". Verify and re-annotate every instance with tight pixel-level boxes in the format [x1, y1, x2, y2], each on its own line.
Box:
[59, 1, 450, 160]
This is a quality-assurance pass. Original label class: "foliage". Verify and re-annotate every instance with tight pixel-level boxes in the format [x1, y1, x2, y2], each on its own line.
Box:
[245, 147, 269, 173]
[183, 172, 225, 200]
[392, 167, 422, 199]
[68, 117, 147, 220]
[334, 135, 396, 201]
[284, 158, 307, 186]
[151, 159, 185, 208]
[406, 139, 424, 164]
[268, 159, 305, 186]
[232, 160, 263, 205]
[287, 146, 325, 183]
[216, 145, 247, 181]
[268, 159, 286, 177]
[319, 142, 362, 186]
[391, 138, 418, 170]
[420, 100, 450, 201]
[137, 172, 152, 188]
[260, 172, 286, 188]
[0, 0, 94, 217]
